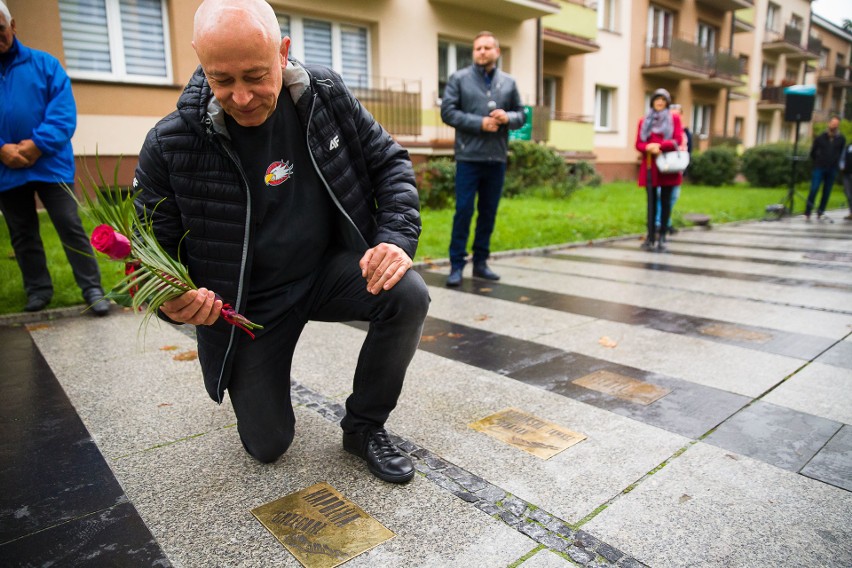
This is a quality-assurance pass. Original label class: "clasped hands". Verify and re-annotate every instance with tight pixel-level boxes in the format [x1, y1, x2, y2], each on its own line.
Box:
[481, 109, 509, 133]
[160, 242, 412, 326]
[0, 140, 42, 169]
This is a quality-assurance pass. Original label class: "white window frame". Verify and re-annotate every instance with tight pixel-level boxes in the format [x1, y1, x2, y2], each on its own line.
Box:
[543, 76, 558, 120]
[594, 85, 615, 132]
[697, 22, 717, 55]
[692, 104, 712, 138]
[59, 0, 173, 85]
[437, 38, 475, 101]
[756, 121, 769, 145]
[766, 3, 780, 33]
[647, 5, 674, 49]
[278, 12, 371, 88]
[597, 0, 617, 32]
[761, 63, 776, 87]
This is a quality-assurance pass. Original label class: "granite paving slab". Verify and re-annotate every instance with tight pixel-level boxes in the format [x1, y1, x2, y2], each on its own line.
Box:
[800, 425, 852, 491]
[761, 361, 852, 424]
[583, 442, 852, 567]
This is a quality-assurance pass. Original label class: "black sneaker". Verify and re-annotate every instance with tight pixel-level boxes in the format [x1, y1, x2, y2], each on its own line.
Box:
[343, 428, 414, 484]
[472, 262, 500, 281]
[24, 296, 50, 312]
[446, 268, 463, 287]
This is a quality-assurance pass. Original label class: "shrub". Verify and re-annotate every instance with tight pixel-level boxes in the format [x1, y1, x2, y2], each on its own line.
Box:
[415, 158, 456, 209]
[741, 143, 811, 187]
[505, 141, 600, 198]
[687, 147, 738, 186]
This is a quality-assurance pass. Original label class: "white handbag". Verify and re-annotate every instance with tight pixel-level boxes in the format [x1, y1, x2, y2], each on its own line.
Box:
[655, 150, 690, 174]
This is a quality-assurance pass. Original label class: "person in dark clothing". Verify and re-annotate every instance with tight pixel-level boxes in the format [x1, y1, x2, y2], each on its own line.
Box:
[841, 139, 852, 220]
[134, 0, 429, 484]
[441, 31, 526, 287]
[806, 115, 845, 222]
[0, 4, 108, 315]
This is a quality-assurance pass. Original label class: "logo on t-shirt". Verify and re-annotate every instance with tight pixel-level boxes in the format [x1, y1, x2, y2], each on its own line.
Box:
[264, 160, 294, 186]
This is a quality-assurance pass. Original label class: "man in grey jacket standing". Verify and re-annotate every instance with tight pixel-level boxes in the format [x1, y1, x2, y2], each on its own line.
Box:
[441, 31, 525, 287]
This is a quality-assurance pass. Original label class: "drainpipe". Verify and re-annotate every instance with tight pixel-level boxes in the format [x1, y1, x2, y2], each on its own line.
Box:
[536, 17, 543, 107]
[723, 11, 735, 138]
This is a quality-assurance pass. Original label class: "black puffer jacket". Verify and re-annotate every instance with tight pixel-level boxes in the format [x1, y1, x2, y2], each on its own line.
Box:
[134, 60, 420, 402]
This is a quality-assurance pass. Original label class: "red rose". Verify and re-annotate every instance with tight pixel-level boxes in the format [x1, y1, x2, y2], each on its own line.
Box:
[91, 224, 131, 260]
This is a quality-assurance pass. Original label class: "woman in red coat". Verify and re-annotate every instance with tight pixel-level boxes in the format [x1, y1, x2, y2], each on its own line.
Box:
[636, 88, 683, 251]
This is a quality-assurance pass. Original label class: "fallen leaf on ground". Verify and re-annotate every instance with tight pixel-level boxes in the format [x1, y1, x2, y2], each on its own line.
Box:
[478, 287, 493, 293]
[157, 403, 173, 408]
[518, 296, 530, 302]
[678, 494, 692, 504]
[160, 345, 179, 351]
[598, 336, 618, 348]
[447, 332, 464, 339]
[173, 350, 198, 361]
[420, 335, 438, 342]
[474, 314, 490, 321]
[26, 323, 50, 331]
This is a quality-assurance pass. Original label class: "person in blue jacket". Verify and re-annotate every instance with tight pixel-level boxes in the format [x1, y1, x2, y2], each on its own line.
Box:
[0, 4, 107, 315]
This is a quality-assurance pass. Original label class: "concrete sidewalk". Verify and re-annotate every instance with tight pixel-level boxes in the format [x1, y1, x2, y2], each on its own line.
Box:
[2, 212, 851, 567]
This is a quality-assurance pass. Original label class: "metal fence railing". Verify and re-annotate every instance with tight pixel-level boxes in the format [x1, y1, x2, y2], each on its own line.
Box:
[351, 78, 422, 137]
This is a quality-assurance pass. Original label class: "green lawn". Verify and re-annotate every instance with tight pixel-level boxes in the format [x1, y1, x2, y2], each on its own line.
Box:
[0, 181, 846, 315]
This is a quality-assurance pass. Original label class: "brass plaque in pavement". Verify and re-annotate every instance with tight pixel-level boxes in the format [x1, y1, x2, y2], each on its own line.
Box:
[251, 482, 394, 568]
[573, 370, 670, 406]
[699, 323, 772, 344]
[469, 407, 586, 459]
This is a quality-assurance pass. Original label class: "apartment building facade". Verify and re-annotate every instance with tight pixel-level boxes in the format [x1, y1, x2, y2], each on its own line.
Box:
[5, 0, 848, 185]
[808, 13, 852, 123]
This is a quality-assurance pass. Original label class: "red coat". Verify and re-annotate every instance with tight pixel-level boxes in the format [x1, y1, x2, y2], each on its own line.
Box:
[635, 113, 684, 187]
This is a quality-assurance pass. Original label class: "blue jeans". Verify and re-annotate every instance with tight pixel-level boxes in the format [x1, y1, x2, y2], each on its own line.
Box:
[449, 161, 506, 269]
[806, 167, 837, 216]
[655, 185, 681, 227]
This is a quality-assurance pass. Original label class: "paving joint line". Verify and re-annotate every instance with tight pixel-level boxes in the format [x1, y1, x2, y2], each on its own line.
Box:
[289, 381, 648, 568]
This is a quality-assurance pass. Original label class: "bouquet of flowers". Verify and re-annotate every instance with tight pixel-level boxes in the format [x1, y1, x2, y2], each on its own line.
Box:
[67, 161, 262, 339]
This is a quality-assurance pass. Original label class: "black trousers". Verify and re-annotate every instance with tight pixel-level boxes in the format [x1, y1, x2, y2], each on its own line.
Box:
[646, 185, 674, 242]
[0, 182, 102, 300]
[226, 249, 430, 463]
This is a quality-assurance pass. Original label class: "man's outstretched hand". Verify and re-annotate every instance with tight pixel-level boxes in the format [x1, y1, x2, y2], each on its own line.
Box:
[360, 243, 412, 295]
[160, 288, 223, 325]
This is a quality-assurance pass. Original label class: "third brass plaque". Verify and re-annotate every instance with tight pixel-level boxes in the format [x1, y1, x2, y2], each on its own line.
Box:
[251, 482, 394, 568]
[699, 323, 772, 343]
[469, 407, 586, 459]
[573, 370, 670, 406]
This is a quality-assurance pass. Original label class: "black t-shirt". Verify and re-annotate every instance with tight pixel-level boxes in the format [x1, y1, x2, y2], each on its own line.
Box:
[224, 91, 334, 328]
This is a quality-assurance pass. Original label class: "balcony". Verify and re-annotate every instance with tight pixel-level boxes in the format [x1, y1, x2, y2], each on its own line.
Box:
[547, 112, 595, 157]
[787, 35, 821, 62]
[734, 7, 755, 33]
[642, 36, 710, 81]
[693, 51, 746, 88]
[430, 0, 560, 20]
[763, 24, 808, 56]
[696, 0, 753, 12]
[352, 78, 422, 137]
[757, 85, 785, 111]
[542, 0, 599, 55]
[818, 64, 852, 86]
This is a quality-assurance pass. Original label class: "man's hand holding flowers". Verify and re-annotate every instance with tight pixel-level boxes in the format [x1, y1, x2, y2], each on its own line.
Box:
[160, 288, 223, 326]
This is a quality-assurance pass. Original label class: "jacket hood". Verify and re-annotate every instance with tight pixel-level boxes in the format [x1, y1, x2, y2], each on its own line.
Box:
[176, 58, 312, 139]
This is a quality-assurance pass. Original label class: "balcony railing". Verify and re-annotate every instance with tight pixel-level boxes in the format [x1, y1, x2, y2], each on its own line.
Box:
[759, 85, 785, 104]
[644, 35, 707, 74]
[712, 51, 744, 77]
[807, 36, 823, 56]
[351, 78, 422, 137]
[783, 24, 802, 46]
[836, 64, 850, 81]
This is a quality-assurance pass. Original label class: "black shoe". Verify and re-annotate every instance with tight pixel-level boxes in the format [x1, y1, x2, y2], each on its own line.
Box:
[446, 268, 463, 287]
[667, 226, 678, 235]
[656, 239, 668, 252]
[24, 296, 50, 312]
[472, 262, 500, 281]
[343, 428, 415, 484]
[640, 240, 655, 251]
[83, 288, 110, 317]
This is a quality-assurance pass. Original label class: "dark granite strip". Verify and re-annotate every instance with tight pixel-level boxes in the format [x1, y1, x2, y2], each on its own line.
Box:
[0, 326, 169, 564]
[289, 382, 648, 567]
[713, 228, 852, 240]
[800, 425, 852, 491]
[351, 317, 749, 439]
[418, 270, 835, 361]
[815, 340, 852, 371]
[545, 252, 852, 292]
[654, 237, 847, 255]
[606, 242, 852, 272]
[703, 400, 842, 473]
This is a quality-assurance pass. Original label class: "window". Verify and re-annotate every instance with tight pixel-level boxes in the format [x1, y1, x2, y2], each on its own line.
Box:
[58, 0, 172, 84]
[595, 86, 615, 131]
[781, 123, 792, 141]
[697, 22, 718, 55]
[597, 0, 617, 32]
[647, 5, 674, 49]
[438, 39, 474, 99]
[756, 121, 769, 145]
[277, 12, 370, 88]
[734, 117, 744, 140]
[790, 14, 803, 30]
[738, 55, 749, 74]
[766, 3, 780, 32]
[761, 63, 775, 87]
[785, 68, 798, 83]
[692, 104, 712, 138]
[819, 48, 829, 69]
[543, 76, 558, 120]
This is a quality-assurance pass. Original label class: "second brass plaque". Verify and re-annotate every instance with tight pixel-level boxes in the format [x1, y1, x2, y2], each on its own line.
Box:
[699, 323, 772, 344]
[251, 482, 394, 568]
[469, 407, 586, 459]
[573, 370, 670, 406]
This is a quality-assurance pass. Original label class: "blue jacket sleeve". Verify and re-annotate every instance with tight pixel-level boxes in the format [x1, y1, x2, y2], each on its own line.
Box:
[30, 58, 77, 157]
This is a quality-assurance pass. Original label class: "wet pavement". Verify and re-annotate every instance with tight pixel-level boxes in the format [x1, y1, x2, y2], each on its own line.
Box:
[1, 212, 851, 567]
